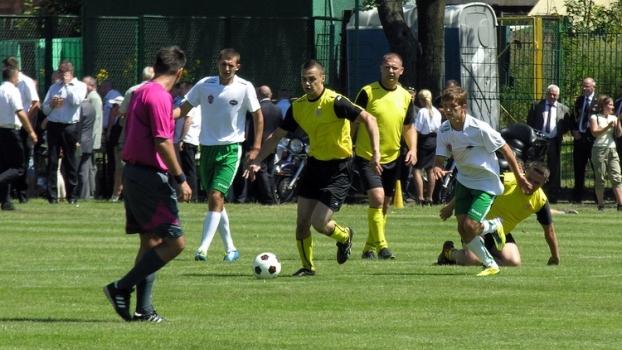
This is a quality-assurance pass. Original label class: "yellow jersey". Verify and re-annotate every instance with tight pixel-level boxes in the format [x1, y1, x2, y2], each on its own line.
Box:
[282, 88, 362, 161]
[354, 82, 414, 163]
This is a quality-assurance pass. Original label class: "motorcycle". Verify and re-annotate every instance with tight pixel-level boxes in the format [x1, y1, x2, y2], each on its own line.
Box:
[274, 137, 308, 204]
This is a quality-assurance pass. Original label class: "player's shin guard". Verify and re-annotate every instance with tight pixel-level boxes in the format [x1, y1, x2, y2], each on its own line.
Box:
[296, 236, 314, 270]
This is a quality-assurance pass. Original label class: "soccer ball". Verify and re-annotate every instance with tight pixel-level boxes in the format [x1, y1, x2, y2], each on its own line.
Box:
[252, 252, 281, 279]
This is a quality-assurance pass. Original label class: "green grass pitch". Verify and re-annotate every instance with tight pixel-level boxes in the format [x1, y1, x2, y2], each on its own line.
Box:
[0, 199, 620, 349]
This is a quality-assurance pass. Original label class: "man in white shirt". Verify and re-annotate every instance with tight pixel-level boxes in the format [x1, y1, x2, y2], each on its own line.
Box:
[41, 60, 87, 204]
[99, 79, 122, 199]
[2, 57, 40, 203]
[0, 67, 37, 210]
[177, 81, 201, 203]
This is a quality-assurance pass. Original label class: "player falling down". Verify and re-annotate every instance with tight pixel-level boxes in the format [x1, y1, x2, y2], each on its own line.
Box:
[438, 161, 563, 267]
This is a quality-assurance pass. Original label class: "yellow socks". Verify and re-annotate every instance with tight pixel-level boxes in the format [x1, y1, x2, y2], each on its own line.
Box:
[367, 207, 387, 252]
[330, 222, 349, 243]
[296, 236, 315, 270]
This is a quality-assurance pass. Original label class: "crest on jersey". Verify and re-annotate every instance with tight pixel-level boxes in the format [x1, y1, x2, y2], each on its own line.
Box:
[208, 95, 214, 104]
[230, 100, 238, 106]
[315, 109, 322, 116]
[525, 204, 532, 210]
[447, 144, 452, 152]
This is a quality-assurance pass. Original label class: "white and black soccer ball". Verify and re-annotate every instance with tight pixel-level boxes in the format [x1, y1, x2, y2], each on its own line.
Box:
[252, 252, 281, 279]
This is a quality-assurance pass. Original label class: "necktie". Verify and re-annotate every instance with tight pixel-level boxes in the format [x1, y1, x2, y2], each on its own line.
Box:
[581, 99, 590, 132]
[546, 103, 554, 133]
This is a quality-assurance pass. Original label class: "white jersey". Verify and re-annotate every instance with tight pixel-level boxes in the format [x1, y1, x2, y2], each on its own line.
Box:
[436, 114, 505, 195]
[186, 75, 260, 146]
[0, 81, 24, 126]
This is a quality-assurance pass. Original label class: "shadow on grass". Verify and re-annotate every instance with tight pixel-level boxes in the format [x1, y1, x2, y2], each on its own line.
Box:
[0, 317, 119, 323]
[182, 273, 249, 278]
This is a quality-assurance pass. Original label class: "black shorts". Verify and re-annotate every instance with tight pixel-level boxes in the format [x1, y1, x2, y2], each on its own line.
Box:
[355, 156, 400, 196]
[414, 133, 437, 170]
[484, 232, 516, 252]
[298, 157, 353, 212]
[122, 163, 183, 237]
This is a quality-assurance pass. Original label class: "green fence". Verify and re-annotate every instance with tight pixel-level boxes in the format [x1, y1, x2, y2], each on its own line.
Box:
[2, 13, 622, 198]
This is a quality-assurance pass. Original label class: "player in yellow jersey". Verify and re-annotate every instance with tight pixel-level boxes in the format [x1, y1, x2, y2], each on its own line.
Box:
[245, 59, 381, 276]
[437, 161, 560, 266]
[353, 53, 417, 260]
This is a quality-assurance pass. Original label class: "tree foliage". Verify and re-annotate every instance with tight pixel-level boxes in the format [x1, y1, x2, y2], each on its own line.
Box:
[564, 0, 622, 35]
[23, 0, 83, 16]
[359, 0, 445, 94]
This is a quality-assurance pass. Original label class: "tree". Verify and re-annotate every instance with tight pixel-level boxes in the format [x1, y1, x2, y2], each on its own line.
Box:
[362, 0, 445, 95]
[23, 0, 84, 16]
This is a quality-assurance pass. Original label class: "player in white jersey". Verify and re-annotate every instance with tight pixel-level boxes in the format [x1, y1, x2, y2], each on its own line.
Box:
[433, 86, 531, 276]
[176, 48, 264, 262]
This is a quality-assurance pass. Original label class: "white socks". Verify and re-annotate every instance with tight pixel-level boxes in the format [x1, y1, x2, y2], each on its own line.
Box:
[465, 238, 498, 268]
[217, 208, 236, 252]
[481, 218, 500, 235]
[198, 208, 236, 253]
[198, 211, 221, 252]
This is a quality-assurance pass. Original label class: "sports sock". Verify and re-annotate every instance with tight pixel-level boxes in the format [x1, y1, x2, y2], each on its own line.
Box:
[330, 222, 349, 243]
[296, 236, 314, 270]
[117, 248, 166, 290]
[367, 207, 386, 251]
[135, 272, 156, 314]
[481, 218, 499, 235]
[444, 249, 456, 262]
[198, 211, 222, 252]
[464, 238, 498, 268]
[217, 208, 236, 252]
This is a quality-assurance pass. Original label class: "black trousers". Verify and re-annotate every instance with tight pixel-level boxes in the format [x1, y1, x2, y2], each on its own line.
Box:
[572, 136, 594, 201]
[46, 122, 79, 201]
[254, 153, 276, 205]
[0, 129, 26, 205]
[10, 128, 31, 202]
[179, 143, 198, 202]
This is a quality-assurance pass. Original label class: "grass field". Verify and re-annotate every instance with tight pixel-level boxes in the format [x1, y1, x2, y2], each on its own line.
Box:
[1, 199, 620, 349]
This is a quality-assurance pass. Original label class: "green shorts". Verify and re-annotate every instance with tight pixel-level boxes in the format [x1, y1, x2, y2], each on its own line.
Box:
[454, 181, 495, 223]
[199, 144, 242, 196]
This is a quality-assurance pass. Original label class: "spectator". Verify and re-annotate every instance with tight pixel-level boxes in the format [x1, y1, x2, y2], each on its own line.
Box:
[588, 96, 622, 211]
[413, 89, 442, 205]
[41, 60, 87, 204]
[2, 57, 40, 204]
[177, 81, 201, 203]
[275, 88, 291, 119]
[252, 85, 282, 205]
[99, 79, 122, 198]
[526, 84, 571, 203]
[82, 76, 103, 199]
[76, 98, 96, 199]
[570, 77, 599, 204]
[0, 67, 38, 210]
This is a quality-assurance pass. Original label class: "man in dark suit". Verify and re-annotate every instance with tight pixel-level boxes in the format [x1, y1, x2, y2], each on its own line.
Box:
[614, 82, 622, 161]
[77, 99, 96, 199]
[252, 85, 282, 205]
[527, 84, 570, 203]
[570, 77, 600, 204]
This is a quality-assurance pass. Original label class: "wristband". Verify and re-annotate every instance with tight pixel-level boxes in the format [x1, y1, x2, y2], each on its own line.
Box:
[174, 173, 186, 184]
